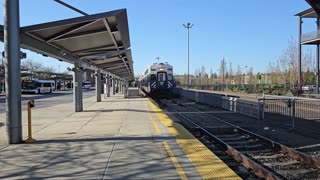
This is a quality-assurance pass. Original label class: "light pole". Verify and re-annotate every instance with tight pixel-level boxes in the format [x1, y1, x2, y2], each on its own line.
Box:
[183, 22, 193, 90]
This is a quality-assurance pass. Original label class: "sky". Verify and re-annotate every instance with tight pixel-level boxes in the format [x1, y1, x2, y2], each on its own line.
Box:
[0, 0, 315, 77]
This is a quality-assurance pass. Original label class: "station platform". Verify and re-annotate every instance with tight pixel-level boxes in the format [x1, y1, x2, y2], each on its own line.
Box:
[0, 92, 240, 179]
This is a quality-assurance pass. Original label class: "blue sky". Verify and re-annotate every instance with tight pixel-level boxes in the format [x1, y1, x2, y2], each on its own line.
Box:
[0, 0, 315, 76]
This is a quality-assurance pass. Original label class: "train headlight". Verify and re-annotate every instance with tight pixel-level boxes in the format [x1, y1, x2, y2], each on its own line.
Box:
[159, 68, 164, 71]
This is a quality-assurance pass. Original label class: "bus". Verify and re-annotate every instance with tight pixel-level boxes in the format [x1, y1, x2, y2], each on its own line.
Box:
[21, 80, 55, 94]
[82, 81, 91, 89]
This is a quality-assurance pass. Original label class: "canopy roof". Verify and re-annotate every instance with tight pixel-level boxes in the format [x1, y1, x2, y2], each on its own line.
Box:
[296, 0, 320, 18]
[295, 8, 318, 18]
[1, 9, 134, 79]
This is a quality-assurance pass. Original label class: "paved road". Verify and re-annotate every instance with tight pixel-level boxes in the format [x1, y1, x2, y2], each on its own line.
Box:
[0, 88, 96, 113]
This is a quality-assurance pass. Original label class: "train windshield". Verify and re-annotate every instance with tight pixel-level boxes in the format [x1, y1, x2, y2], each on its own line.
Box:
[151, 74, 156, 81]
[158, 73, 166, 81]
[167, 74, 173, 81]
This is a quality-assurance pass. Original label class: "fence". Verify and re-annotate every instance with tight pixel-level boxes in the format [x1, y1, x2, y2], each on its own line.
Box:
[174, 88, 320, 129]
[258, 95, 320, 128]
[174, 88, 262, 119]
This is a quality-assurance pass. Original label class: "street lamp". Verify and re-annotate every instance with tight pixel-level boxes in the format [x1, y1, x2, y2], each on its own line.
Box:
[183, 22, 193, 90]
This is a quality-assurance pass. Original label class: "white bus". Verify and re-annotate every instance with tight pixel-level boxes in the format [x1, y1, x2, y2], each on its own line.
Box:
[82, 81, 91, 89]
[21, 80, 55, 94]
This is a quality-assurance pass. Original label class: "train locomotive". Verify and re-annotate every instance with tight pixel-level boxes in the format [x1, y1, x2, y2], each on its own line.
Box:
[139, 62, 175, 96]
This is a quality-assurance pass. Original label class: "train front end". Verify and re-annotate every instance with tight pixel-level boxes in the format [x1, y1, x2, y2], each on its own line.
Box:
[152, 63, 174, 97]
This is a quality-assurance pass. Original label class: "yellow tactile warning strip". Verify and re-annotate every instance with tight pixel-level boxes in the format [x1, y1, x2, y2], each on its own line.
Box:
[147, 98, 242, 180]
[144, 101, 188, 180]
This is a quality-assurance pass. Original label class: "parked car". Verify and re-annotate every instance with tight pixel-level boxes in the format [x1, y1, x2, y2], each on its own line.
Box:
[302, 85, 319, 91]
[302, 85, 311, 91]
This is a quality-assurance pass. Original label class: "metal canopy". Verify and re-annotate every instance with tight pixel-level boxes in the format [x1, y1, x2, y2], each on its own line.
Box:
[0, 8, 134, 79]
[305, 0, 320, 17]
[295, 8, 317, 18]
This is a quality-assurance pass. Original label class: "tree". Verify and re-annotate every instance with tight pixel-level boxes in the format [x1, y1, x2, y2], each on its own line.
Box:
[268, 37, 314, 87]
[247, 67, 255, 84]
[229, 62, 234, 83]
[39, 66, 55, 79]
[212, 72, 218, 79]
[235, 65, 242, 84]
[219, 58, 227, 84]
[21, 59, 43, 79]
[200, 66, 206, 85]
[209, 68, 213, 84]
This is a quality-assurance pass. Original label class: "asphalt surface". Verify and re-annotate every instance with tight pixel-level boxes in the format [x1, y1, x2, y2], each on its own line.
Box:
[0, 88, 96, 113]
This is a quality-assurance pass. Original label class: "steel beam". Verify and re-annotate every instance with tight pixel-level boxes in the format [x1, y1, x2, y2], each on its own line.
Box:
[48, 21, 102, 42]
[80, 49, 127, 60]
[72, 44, 122, 54]
[106, 65, 125, 70]
[4, 0, 22, 144]
[53, 0, 88, 16]
[102, 18, 132, 77]
[21, 31, 121, 79]
[100, 61, 124, 68]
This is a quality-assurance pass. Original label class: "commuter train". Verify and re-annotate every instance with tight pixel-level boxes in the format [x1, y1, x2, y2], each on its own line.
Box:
[139, 62, 175, 95]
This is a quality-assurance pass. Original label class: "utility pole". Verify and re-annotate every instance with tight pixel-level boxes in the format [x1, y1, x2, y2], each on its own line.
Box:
[183, 22, 193, 90]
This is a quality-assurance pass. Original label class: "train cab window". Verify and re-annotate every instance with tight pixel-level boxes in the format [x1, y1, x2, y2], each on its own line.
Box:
[158, 73, 166, 81]
[167, 74, 173, 81]
[151, 74, 156, 81]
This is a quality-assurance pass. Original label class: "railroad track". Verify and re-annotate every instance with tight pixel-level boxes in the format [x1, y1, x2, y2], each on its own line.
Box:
[160, 98, 320, 180]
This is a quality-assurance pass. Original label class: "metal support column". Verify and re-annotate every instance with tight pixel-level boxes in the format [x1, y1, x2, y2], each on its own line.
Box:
[112, 77, 115, 95]
[116, 79, 119, 93]
[73, 64, 83, 112]
[124, 81, 128, 98]
[107, 75, 111, 97]
[298, 17, 302, 91]
[4, 0, 22, 144]
[119, 81, 122, 92]
[317, 18, 320, 94]
[95, 71, 101, 102]
[317, 45, 320, 95]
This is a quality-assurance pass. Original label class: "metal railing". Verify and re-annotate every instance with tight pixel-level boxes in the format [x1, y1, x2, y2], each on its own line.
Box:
[174, 89, 320, 129]
[301, 29, 320, 43]
[258, 95, 320, 128]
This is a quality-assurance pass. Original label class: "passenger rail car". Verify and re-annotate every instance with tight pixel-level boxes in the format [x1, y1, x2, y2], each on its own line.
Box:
[139, 62, 175, 96]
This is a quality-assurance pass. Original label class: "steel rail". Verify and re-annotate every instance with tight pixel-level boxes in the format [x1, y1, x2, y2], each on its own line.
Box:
[169, 104, 282, 180]
[180, 102, 320, 169]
